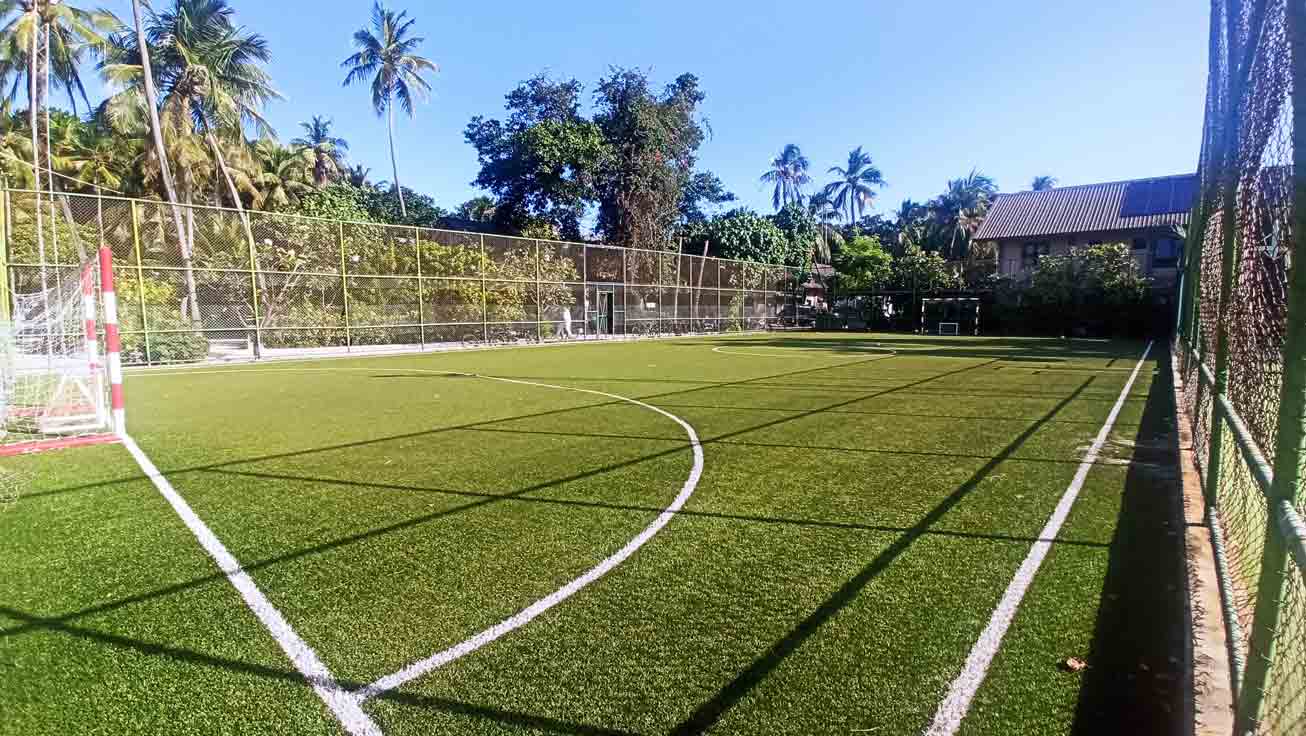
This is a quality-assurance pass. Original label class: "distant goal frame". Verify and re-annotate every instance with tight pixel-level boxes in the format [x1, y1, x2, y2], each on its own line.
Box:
[919, 297, 981, 336]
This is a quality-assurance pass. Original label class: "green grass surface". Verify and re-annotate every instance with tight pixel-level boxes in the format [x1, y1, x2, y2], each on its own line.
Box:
[0, 332, 1186, 734]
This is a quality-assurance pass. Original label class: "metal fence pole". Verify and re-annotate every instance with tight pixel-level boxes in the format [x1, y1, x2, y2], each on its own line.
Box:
[246, 214, 262, 360]
[533, 239, 541, 342]
[415, 228, 425, 350]
[129, 201, 152, 363]
[0, 182, 9, 323]
[479, 234, 488, 343]
[339, 221, 350, 351]
[1237, 1, 1306, 728]
[621, 248, 628, 338]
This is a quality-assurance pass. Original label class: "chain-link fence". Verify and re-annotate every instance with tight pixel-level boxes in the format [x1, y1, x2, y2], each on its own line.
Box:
[0, 189, 812, 365]
[1175, 0, 1306, 732]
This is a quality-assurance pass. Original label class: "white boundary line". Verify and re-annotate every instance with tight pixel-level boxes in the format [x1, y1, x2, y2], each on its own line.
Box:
[923, 339, 1153, 736]
[120, 366, 704, 718]
[119, 434, 382, 736]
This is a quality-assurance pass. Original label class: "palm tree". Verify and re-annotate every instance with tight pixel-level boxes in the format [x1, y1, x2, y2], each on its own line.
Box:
[1031, 174, 1057, 191]
[935, 168, 998, 260]
[759, 143, 810, 210]
[0, 1, 118, 114]
[344, 163, 371, 188]
[822, 146, 885, 224]
[292, 115, 348, 187]
[251, 139, 311, 210]
[806, 190, 843, 263]
[342, 2, 436, 218]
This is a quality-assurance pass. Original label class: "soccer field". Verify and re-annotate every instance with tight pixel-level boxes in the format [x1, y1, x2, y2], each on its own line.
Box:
[0, 332, 1185, 735]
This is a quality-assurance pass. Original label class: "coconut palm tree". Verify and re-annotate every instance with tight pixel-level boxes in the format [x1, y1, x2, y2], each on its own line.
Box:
[341, 2, 437, 218]
[344, 163, 372, 188]
[251, 139, 311, 210]
[292, 115, 348, 187]
[934, 168, 998, 260]
[1031, 174, 1057, 191]
[822, 146, 884, 224]
[0, 1, 119, 113]
[759, 143, 810, 211]
[806, 189, 843, 261]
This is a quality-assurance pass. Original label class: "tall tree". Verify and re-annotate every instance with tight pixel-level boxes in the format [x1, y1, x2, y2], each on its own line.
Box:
[341, 2, 437, 218]
[679, 170, 735, 224]
[933, 168, 998, 260]
[1030, 174, 1057, 191]
[593, 69, 706, 249]
[465, 74, 607, 239]
[292, 115, 348, 187]
[251, 138, 310, 210]
[455, 195, 496, 222]
[759, 143, 810, 210]
[822, 146, 884, 224]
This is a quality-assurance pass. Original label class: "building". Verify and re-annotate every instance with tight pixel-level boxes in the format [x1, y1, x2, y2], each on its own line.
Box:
[975, 173, 1196, 286]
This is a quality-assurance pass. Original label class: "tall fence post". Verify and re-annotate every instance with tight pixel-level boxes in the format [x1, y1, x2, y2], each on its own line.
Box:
[479, 234, 489, 343]
[536, 239, 543, 343]
[1236, 0, 1306, 728]
[0, 182, 9, 323]
[339, 221, 350, 351]
[414, 227, 424, 351]
[246, 216, 262, 360]
[129, 202, 151, 364]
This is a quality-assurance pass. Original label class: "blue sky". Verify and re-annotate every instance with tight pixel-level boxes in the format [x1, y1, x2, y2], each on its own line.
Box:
[86, 0, 1207, 222]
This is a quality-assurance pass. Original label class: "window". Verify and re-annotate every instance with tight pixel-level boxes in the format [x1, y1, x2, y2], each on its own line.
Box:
[1022, 241, 1050, 269]
[1154, 237, 1183, 268]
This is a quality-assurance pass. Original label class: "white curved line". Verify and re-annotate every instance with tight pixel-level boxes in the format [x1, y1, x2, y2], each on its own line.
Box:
[134, 365, 704, 705]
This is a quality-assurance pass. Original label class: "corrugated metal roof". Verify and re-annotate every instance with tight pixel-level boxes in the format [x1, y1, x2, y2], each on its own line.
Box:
[973, 173, 1196, 241]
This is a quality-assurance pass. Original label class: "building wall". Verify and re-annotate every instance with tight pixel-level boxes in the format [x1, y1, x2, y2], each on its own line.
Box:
[995, 227, 1182, 286]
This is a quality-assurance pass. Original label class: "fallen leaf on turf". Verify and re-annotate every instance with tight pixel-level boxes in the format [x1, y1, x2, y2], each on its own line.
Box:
[1061, 657, 1089, 672]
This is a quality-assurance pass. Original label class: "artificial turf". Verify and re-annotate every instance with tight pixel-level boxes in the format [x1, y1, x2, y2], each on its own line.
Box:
[0, 332, 1185, 735]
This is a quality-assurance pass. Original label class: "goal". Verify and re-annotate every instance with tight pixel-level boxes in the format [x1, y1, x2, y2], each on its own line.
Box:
[2, 248, 124, 455]
[920, 297, 981, 336]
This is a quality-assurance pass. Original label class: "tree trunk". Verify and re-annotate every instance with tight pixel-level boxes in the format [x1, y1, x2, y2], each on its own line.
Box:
[387, 102, 406, 217]
[132, 0, 201, 328]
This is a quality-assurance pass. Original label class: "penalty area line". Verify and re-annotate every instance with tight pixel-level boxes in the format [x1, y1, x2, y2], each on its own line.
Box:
[119, 434, 382, 736]
[924, 339, 1153, 736]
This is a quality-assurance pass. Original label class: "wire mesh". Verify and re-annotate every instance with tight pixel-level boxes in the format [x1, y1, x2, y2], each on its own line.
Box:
[2, 189, 813, 364]
[1176, 0, 1306, 732]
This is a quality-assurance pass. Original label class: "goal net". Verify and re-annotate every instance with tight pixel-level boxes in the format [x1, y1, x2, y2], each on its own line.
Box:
[1, 258, 117, 453]
[921, 297, 981, 336]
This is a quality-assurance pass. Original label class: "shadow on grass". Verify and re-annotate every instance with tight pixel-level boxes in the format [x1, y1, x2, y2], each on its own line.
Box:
[1070, 349, 1185, 734]
[0, 606, 634, 736]
[675, 335, 1142, 362]
[667, 376, 1097, 734]
[4, 359, 999, 641]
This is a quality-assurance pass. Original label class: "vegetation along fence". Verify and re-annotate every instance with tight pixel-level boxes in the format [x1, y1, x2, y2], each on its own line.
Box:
[1, 188, 808, 365]
[1175, 0, 1306, 732]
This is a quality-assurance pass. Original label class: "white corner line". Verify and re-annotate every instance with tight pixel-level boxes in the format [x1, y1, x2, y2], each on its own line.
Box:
[118, 433, 382, 736]
[351, 373, 705, 703]
[923, 339, 1154, 736]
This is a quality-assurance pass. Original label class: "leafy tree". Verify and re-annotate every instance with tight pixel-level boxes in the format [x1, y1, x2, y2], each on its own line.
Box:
[834, 234, 893, 291]
[759, 143, 810, 210]
[465, 74, 607, 239]
[690, 207, 786, 264]
[455, 195, 496, 222]
[292, 115, 348, 187]
[1030, 174, 1057, 191]
[892, 245, 953, 291]
[772, 201, 824, 268]
[679, 170, 734, 224]
[822, 146, 884, 224]
[341, 1, 437, 218]
[593, 68, 705, 249]
[344, 163, 372, 188]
